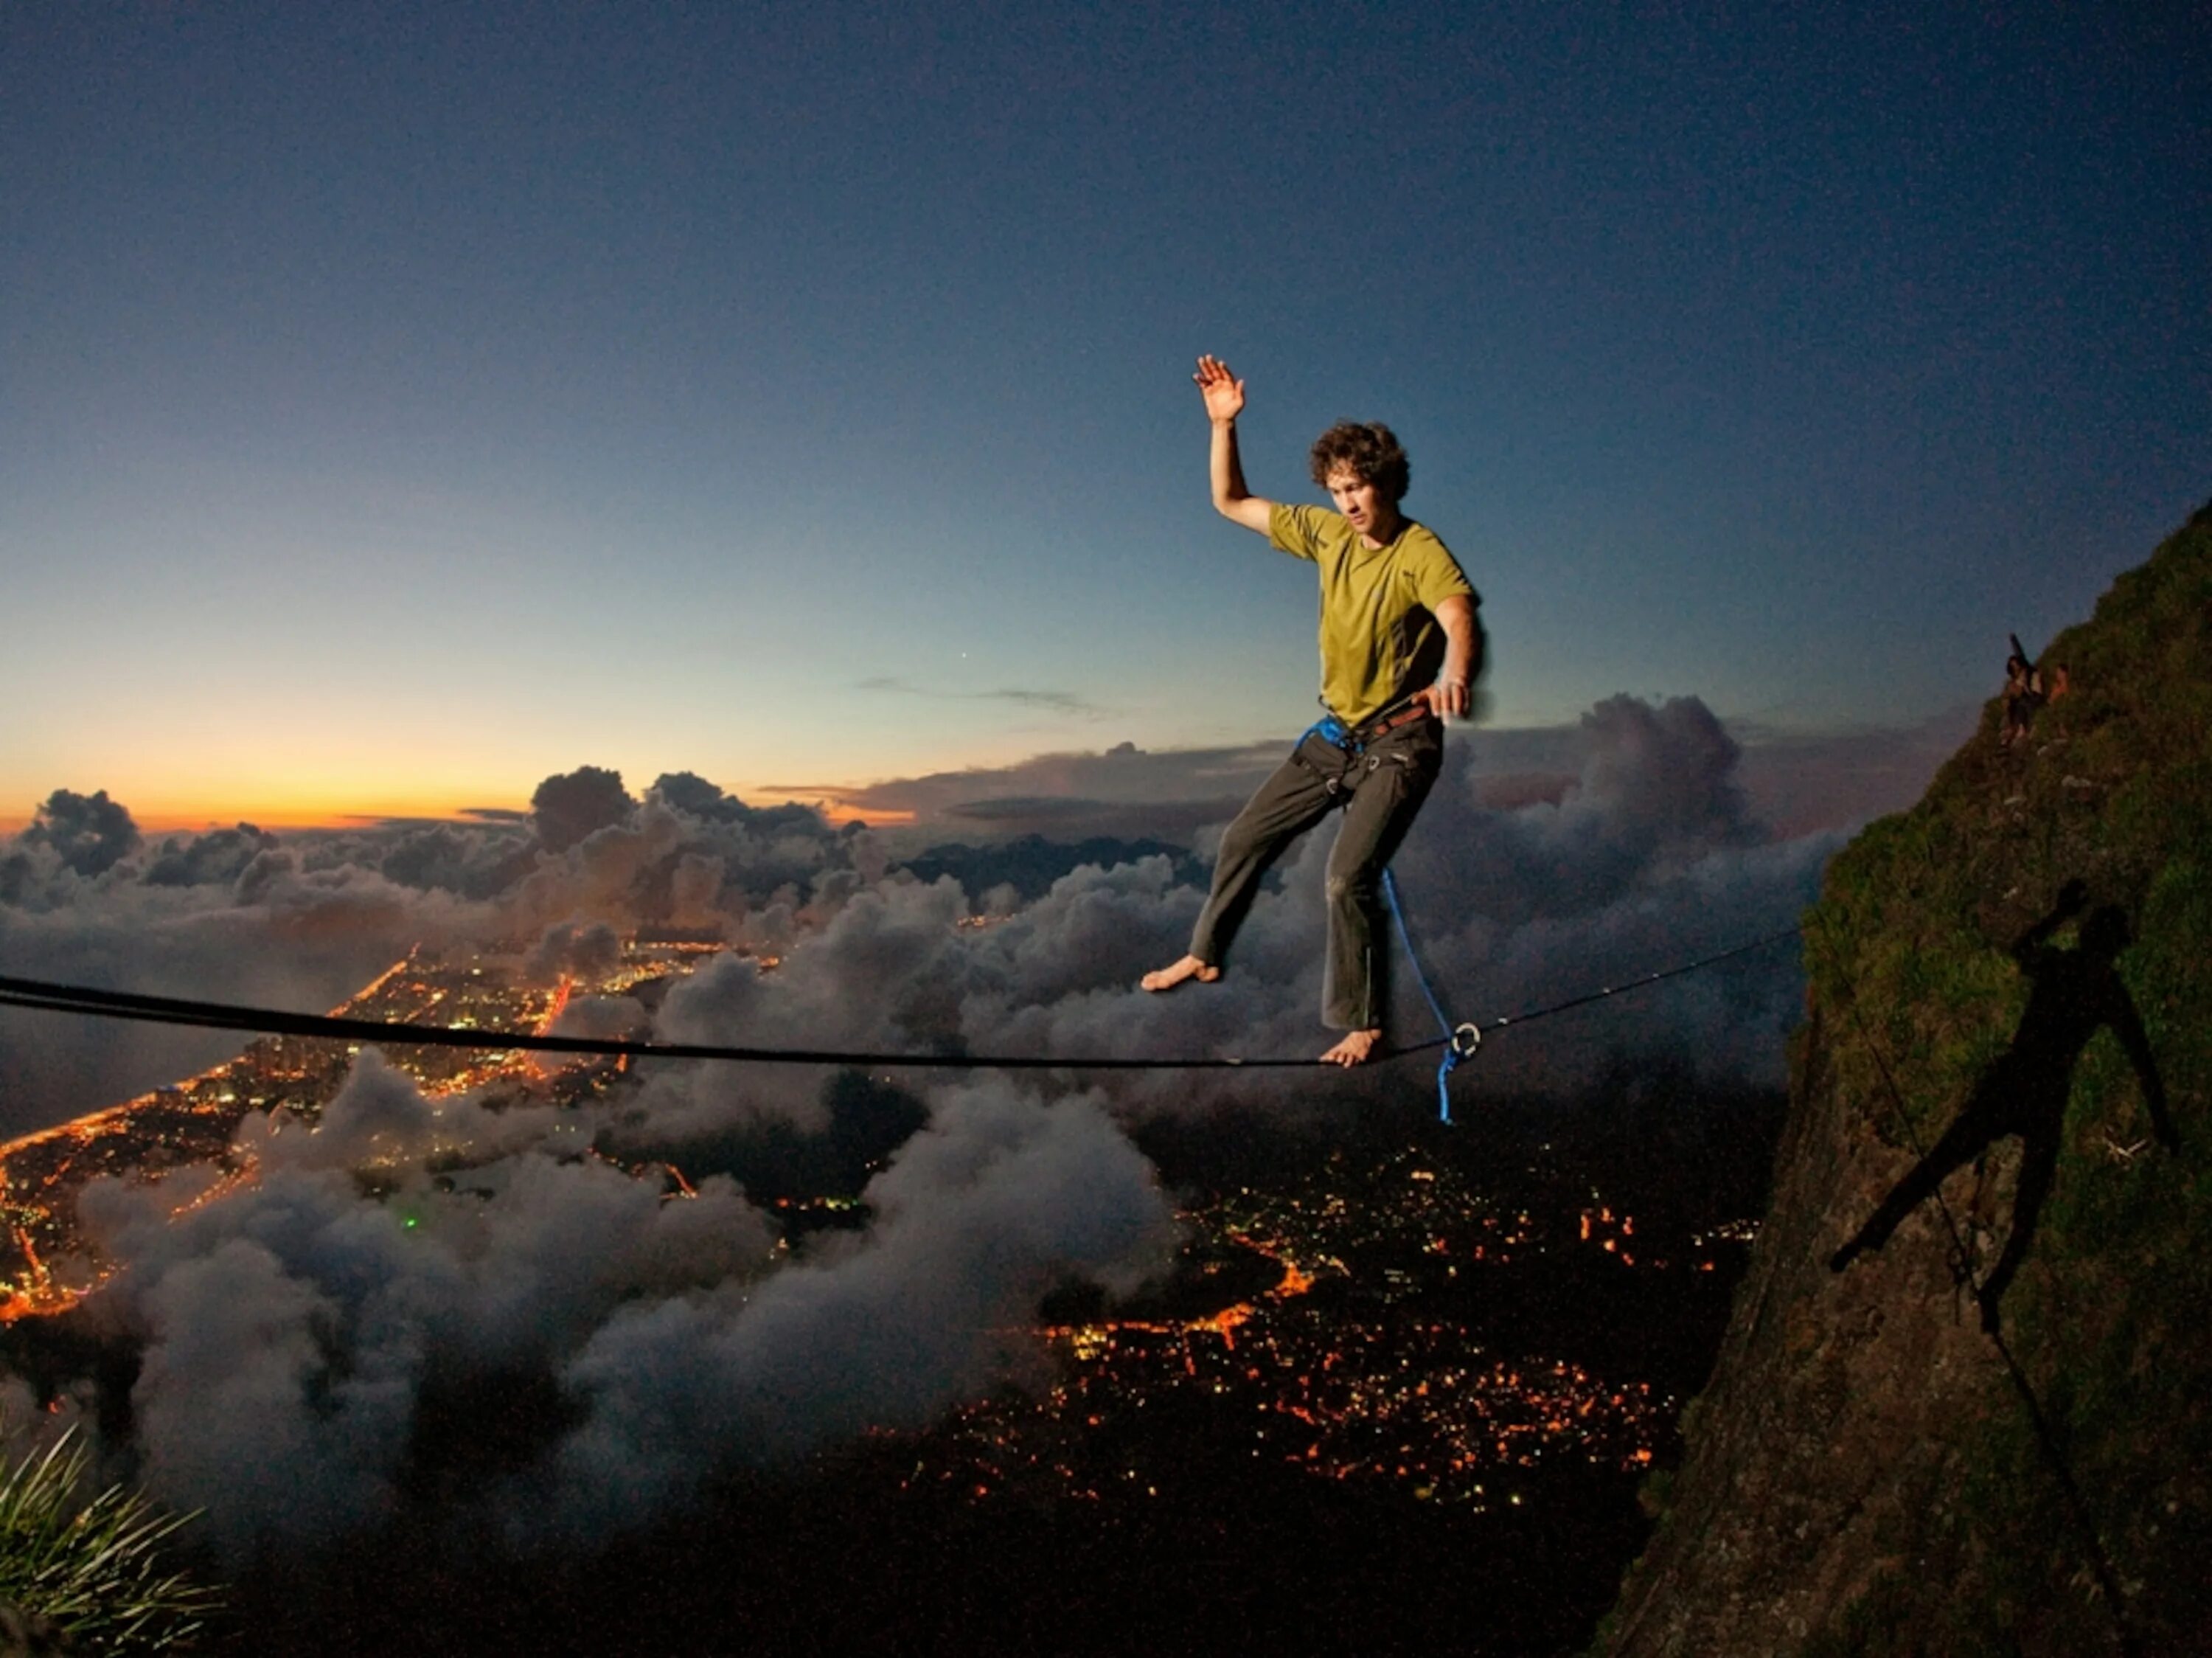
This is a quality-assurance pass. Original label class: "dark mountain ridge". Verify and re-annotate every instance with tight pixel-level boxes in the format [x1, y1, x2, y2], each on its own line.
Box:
[1604, 502, 2212, 1654]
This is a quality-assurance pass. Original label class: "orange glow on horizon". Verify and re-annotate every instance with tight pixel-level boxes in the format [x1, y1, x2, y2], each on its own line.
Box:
[2, 785, 914, 836]
[0, 799, 526, 837]
[748, 788, 916, 827]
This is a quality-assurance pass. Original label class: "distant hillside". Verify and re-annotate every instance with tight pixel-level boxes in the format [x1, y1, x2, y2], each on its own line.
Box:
[895, 833, 1206, 905]
[1604, 502, 2212, 1655]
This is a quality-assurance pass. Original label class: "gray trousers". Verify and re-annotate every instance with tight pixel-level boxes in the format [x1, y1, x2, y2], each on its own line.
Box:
[1189, 715, 1444, 1030]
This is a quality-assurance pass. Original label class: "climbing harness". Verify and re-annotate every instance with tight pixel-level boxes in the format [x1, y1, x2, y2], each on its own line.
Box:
[1302, 696, 1436, 755]
[1297, 697, 1437, 794]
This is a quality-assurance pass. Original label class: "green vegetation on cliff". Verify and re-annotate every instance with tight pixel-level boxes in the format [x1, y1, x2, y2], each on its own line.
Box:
[1607, 501, 2212, 1657]
[1810, 505, 2212, 1651]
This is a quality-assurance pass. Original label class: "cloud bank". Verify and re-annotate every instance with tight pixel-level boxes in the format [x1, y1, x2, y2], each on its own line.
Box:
[1, 695, 1940, 1134]
[642, 694, 1841, 1130]
[0, 693, 1947, 1560]
[0, 771, 872, 1133]
[67, 1058, 1169, 1555]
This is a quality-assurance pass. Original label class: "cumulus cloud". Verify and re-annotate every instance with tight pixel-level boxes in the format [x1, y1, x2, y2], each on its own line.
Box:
[524, 919, 623, 986]
[543, 1078, 1172, 1533]
[140, 822, 279, 888]
[79, 1159, 713, 1548]
[544, 993, 647, 1043]
[647, 771, 749, 823]
[235, 1048, 552, 1171]
[529, 766, 636, 855]
[373, 820, 537, 899]
[18, 788, 142, 878]
[66, 1058, 1165, 1556]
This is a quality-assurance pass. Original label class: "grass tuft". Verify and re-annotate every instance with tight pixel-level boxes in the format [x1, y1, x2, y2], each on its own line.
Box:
[0, 1428, 220, 1652]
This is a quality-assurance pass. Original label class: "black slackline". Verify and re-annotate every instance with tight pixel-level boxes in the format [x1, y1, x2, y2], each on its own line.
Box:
[0, 975, 1319, 1069]
[0, 927, 1801, 1075]
[1394, 926, 1803, 1054]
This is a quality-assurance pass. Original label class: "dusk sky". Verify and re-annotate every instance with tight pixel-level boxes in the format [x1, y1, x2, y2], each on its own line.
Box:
[5, 0, 2205, 829]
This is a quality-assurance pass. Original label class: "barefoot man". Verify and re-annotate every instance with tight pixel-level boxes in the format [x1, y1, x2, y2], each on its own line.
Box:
[1142, 355, 1484, 1066]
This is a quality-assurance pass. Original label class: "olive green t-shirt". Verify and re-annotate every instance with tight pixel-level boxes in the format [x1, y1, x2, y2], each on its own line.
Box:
[1268, 503, 1478, 725]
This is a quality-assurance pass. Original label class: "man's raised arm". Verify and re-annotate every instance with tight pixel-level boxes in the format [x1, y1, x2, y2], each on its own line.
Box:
[1195, 354, 1274, 534]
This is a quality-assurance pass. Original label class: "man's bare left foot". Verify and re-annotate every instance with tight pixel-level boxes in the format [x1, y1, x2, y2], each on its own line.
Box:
[1320, 1028, 1383, 1066]
[1141, 956, 1221, 993]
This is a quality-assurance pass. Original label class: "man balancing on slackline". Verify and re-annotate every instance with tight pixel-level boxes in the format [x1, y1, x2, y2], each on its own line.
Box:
[1141, 354, 1484, 1066]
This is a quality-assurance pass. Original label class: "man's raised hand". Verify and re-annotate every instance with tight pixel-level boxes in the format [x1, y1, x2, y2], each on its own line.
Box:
[1194, 355, 1245, 423]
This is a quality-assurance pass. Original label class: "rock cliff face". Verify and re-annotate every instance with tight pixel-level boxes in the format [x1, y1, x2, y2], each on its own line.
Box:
[1604, 505, 2212, 1657]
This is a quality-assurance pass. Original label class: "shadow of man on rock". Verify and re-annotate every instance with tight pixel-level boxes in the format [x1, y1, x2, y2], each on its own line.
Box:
[1831, 880, 2177, 1332]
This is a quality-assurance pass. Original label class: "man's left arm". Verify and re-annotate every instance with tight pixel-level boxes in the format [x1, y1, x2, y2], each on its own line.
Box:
[1416, 595, 1483, 720]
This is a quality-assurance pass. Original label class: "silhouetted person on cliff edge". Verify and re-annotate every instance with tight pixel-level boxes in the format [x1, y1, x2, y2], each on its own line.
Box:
[1830, 880, 2176, 1332]
[2001, 631, 2048, 749]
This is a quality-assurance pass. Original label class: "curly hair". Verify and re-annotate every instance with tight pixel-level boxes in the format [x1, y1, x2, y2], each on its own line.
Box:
[1308, 421, 1410, 504]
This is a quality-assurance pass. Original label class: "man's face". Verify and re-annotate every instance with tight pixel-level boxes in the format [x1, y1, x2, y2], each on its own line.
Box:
[1326, 468, 1392, 541]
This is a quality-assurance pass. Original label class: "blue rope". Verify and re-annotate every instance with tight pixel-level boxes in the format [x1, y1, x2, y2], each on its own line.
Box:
[1380, 867, 1466, 1123]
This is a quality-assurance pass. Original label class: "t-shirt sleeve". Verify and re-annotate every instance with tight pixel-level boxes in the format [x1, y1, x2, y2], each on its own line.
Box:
[1408, 530, 1478, 610]
[1267, 502, 1334, 562]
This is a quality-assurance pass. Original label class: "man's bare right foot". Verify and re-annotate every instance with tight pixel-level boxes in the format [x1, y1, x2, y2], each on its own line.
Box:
[1141, 956, 1221, 993]
[1320, 1028, 1384, 1066]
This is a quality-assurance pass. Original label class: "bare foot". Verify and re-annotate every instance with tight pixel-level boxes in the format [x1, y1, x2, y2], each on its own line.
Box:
[1320, 1028, 1384, 1066]
[1140, 955, 1220, 993]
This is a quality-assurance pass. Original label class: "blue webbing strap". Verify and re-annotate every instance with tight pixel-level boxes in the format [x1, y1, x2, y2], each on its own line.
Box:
[1302, 712, 1354, 748]
[1380, 867, 1469, 1123]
